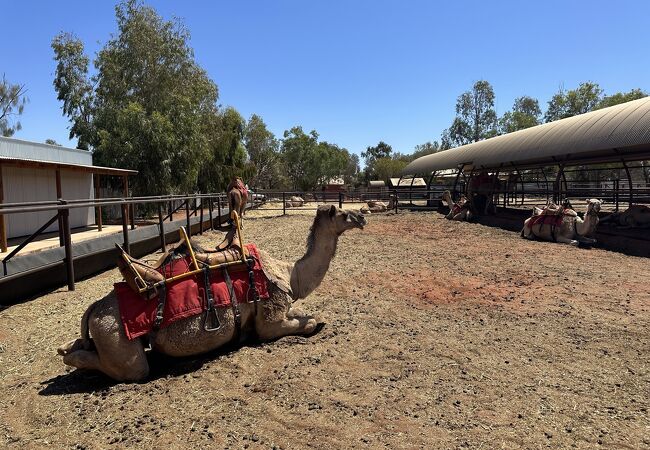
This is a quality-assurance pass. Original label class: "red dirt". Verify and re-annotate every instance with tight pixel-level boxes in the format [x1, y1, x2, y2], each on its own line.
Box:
[0, 210, 648, 449]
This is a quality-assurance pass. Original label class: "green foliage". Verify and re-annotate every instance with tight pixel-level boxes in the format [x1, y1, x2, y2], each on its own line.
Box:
[52, 0, 226, 195]
[281, 127, 354, 190]
[411, 141, 441, 160]
[197, 107, 250, 193]
[0, 75, 28, 137]
[51, 33, 93, 149]
[244, 114, 281, 189]
[361, 141, 393, 180]
[442, 80, 497, 148]
[499, 96, 541, 134]
[45, 139, 62, 146]
[373, 157, 407, 182]
[596, 89, 647, 109]
[544, 82, 603, 122]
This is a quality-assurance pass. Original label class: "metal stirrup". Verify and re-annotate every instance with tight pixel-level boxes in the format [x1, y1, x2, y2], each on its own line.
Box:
[203, 266, 220, 332]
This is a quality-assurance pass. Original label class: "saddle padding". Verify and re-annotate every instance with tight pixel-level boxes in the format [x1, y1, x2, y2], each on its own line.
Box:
[117, 244, 269, 340]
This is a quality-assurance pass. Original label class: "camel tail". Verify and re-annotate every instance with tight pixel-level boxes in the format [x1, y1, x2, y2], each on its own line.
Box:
[80, 301, 99, 347]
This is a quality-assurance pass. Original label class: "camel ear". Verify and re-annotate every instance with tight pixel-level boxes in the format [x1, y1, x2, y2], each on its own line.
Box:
[329, 205, 337, 217]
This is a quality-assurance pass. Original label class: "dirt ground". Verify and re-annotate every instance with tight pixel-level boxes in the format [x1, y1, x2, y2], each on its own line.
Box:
[1, 206, 648, 449]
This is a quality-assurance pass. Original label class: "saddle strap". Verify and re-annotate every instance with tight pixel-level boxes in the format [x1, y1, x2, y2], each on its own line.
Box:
[203, 266, 220, 331]
[153, 284, 167, 331]
[222, 267, 241, 341]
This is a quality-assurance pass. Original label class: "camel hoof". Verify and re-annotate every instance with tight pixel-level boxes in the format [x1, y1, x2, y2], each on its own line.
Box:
[306, 321, 326, 337]
[57, 339, 84, 356]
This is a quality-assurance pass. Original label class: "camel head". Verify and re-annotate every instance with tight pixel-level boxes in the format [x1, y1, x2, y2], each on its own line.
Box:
[586, 199, 603, 214]
[317, 205, 366, 234]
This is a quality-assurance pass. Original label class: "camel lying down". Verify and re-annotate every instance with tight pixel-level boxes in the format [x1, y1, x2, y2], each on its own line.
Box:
[521, 199, 602, 246]
[58, 206, 366, 381]
[441, 190, 471, 221]
[600, 205, 650, 228]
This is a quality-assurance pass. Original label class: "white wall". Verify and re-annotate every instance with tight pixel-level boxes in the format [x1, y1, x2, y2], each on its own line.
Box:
[2, 166, 94, 239]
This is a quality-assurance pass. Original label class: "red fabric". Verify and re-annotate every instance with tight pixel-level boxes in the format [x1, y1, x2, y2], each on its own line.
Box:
[117, 244, 269, 340]
[526, 213, 565, 229]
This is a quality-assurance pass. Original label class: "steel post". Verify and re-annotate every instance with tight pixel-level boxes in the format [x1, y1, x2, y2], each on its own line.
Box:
[61, 204, 75, 291]
[121, 203, 130, 254]
[158, 202, 166, 252]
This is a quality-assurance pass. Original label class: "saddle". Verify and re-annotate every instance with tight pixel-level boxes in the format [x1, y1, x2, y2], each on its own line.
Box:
[116, 224, 245, 299]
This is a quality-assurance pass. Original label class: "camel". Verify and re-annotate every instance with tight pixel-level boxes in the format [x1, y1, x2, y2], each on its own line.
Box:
[284, 196, 305, 208]
[521, 199, 602, 246]
[360, 196, 395, 214]
[600, 205, 650, 228]
[467, 171, 500, 215]
[441, 190, 471, 221]
[57, 205, 366, 381]
[227, 177, 248, 223]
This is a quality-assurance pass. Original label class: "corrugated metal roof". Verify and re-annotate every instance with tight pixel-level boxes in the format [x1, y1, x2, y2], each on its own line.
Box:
[403, 97, 650, 175]
[0, 156, 138, 176]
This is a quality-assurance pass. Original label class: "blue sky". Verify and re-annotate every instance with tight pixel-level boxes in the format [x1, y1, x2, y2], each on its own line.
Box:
[3, 0, 649, 157]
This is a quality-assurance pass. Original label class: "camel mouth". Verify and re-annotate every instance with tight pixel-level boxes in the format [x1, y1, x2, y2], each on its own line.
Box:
[352, 213, 367, 229]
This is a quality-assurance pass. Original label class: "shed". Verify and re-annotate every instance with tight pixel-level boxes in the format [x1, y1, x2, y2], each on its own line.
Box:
[0, 136, 137, 251]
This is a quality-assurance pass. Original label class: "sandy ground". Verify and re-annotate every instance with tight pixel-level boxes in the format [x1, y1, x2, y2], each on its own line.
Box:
[0, 206, 648, 449]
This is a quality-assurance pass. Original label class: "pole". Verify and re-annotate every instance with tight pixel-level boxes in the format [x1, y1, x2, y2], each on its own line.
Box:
[217, 195, 222, 227]
[56, 169, 64, 247]
[185, 200, 191, 236]
[282, 192, 286, 215]
[199, 197, 204, 235]
[121, 203, 130, 254]
[208, 197, 213, 230]
[94, 174, 102, 232]
[61, 203, 75, 291]
[158, 202, 166, 252]
[129, 203, 135, 230]
[0, 163, 6, 253]
[338, 191, 343, 209]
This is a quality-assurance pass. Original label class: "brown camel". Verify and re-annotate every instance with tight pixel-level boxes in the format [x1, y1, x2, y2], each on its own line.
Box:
[57, 206, 366, 381]
[360, 196, 395, 214]
[600, 205, 650, 228]
[284, 196, 305, 208]
[441, 190, 471, 221]
[521, 199, 602, 246]
[227, 177, 248, 223]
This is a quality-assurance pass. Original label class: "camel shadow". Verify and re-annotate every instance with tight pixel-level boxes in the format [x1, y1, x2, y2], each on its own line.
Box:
[38, 323, 326, 396]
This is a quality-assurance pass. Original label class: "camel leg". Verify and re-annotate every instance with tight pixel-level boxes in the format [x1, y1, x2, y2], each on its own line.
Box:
[554, 235, 579, 246]
[255, 312, 318, 341]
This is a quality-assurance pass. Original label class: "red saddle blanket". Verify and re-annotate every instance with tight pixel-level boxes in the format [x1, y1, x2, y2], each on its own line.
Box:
[526, 212, 565, 229]
[116, 244, 269, 340]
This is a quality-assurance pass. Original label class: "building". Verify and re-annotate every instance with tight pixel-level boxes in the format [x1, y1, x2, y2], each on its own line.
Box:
[0, 136, 136, 251]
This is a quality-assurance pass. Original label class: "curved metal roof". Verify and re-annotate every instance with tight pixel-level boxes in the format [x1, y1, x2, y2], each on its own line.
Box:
[403, 96, 650, 175]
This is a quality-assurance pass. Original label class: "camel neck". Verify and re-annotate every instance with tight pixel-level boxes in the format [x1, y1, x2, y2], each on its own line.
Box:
[290, 223, 338, 300]
[576, 210, 598, 236]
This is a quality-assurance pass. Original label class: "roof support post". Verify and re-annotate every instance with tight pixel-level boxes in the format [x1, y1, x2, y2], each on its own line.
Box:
[122, 175, 130, 228]
[94, 174, 102, 232]
[0, 163, 6, 253]
[452, 164, 465, 201]
[614, 149, 634, 207]
[553, 163, 564, 204]
[426, 171, 437, 207]
[56, 169, 64, 247]
[540, 167, 550, 204]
